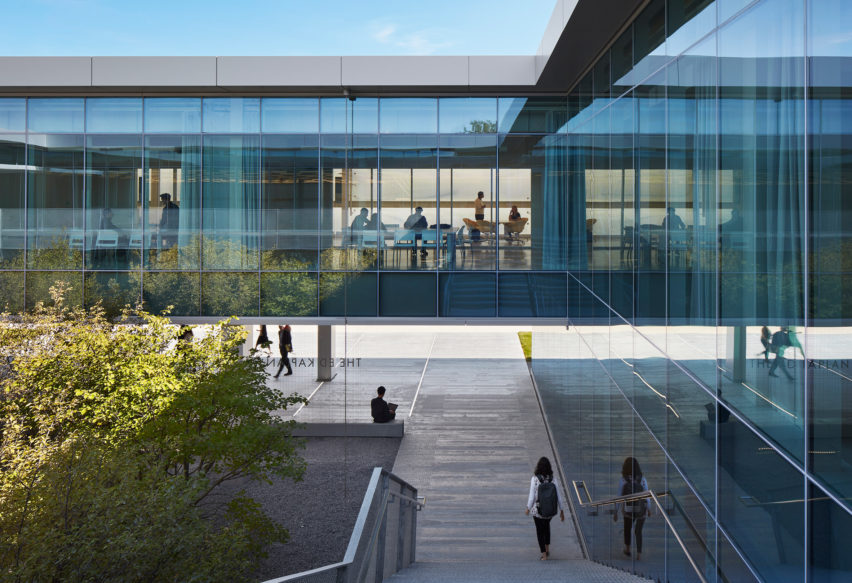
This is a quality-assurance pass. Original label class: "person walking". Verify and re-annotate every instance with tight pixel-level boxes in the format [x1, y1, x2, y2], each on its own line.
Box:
[614, 457, 651, 560]
[273, 324, 293, 378]
[525, 456, 565, 560]
[254, 324, 271, 352]
[758, 325, 772, 362]
[769, 327, 794, 380]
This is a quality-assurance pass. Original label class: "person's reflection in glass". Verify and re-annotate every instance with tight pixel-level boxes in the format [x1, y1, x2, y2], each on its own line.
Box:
[661, 206, 685, 231]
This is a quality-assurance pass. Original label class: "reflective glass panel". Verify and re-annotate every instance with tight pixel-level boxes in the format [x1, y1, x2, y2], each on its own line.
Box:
[261, 134, 319, 270]
[202, 135, 259, 270]
[262, 98, 319, 133]
[85, 135, 143, 271]
[27, 134, 85, 269]
[202, 98, 260, 133]
[0, 135, 26, 268]
[86, 98, 143, 133]
[0, 99, 26, 132]
[439, 98, 496, 133]
[28, 98, 84, 133]
[144, 98, 201, 133]
[143, 135, 201, 270]
[498, 97, 567, 133]
[380, 98, 437, 134]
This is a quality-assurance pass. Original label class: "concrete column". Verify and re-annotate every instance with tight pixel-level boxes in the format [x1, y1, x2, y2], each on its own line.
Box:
[726, 326, 746, 383]
[317, 325, 335, 381]
[240, 324, 256, 357]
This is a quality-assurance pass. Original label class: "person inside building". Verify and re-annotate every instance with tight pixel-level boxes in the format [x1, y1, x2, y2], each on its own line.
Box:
[404, 206, 429, 258]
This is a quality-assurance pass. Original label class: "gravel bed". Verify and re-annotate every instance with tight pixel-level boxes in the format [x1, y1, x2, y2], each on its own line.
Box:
[218, 436, 401, 582]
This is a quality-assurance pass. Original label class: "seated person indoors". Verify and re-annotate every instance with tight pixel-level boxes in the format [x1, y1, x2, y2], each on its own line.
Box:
[350, 207, 369, 244]
[508, 205, 521, 221]
[371, 386, 397, 423]
[366, 212, 386, 231]
[404, 206, 429, 257]
[351, 207, 369, 231]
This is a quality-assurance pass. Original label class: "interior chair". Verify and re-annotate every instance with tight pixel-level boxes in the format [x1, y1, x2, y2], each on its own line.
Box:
[503, 217, 528, 242]
[95, 229, 120, 267]
[392, 229, 416, 266]
[419, 229, 439, 259]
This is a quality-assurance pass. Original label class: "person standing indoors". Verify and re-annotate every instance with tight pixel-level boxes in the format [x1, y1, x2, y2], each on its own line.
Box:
[273, 324, 293, 378]
[525, 456, 566, 560]
[474, 191, 487, 221]
[614, 457, 651, 560]
[158, 192, 180, 247]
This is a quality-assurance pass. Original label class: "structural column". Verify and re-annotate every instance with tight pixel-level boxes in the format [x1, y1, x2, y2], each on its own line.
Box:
[726, 326, 746, 383]
[317, 325, 335, 381]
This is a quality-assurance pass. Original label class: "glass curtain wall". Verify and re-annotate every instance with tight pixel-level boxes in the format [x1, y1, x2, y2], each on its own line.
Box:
[533, 1, 852, 582]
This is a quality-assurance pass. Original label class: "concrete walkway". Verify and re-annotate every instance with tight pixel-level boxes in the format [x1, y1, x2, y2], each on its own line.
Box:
[389, 327, 583, 563]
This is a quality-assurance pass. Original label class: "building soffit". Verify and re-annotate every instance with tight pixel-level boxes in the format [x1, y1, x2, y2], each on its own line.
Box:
[0, 1, 638, 96]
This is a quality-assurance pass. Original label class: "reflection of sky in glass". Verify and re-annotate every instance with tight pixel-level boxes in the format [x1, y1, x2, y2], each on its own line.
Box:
[809, 0, 852, 56]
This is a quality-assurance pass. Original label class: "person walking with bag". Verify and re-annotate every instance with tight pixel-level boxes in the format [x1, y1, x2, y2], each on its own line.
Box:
[614, 457, 651, 560]
[273, 324, 293, 379]
[525, 456, 565, 560]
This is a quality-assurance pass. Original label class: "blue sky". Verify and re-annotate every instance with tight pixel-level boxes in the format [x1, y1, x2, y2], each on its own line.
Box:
[1, 0, 558, 56]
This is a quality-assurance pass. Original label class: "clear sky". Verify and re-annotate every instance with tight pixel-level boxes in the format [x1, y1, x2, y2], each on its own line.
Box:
[1, 0, 558, 56]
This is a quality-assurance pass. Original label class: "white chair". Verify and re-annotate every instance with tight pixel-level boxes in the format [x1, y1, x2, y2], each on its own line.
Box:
[67, 230, 85, 250]
[95, 230, 120, 266]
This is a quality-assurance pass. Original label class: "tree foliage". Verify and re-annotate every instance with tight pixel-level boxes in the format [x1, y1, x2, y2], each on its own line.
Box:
[0, 284, 307, 582]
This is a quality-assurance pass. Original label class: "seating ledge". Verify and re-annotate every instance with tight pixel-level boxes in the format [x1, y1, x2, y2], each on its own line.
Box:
[293, 421, 404, 438]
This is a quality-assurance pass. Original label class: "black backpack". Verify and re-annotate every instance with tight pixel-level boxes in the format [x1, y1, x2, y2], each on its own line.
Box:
[536, 474, 558, 518]
[621, 475, 645, 517]
[771, 330, 788, 352]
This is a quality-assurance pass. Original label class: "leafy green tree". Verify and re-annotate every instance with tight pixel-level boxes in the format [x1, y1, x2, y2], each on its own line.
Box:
[0, 284, 307, 582]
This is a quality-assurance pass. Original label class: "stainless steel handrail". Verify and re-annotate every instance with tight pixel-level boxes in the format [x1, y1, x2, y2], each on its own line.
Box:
[572, 480, 709, 583]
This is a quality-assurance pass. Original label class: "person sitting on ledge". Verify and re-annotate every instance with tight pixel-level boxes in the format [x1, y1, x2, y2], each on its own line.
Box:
[371, 386, 397, 423]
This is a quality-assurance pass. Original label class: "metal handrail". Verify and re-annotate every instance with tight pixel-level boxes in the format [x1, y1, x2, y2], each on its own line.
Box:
[262, 468, 422, 583]
[572, 480, 709, 583]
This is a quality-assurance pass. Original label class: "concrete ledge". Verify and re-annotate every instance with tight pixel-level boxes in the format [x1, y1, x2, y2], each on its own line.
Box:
[294, 421, 404, 438]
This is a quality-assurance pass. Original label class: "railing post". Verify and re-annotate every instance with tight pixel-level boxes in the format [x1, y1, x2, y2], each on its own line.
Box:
[396, 484, 406, 571]
[409, 487, 418, 565]
[374, 473, 389, 583]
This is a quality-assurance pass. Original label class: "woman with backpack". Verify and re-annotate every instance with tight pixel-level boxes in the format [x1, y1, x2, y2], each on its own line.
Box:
[613, 457, 651, 559]
[525, 456, 565, 560]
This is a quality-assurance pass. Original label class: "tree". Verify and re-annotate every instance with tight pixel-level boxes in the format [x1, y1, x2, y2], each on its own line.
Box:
[0, 284, 307, 582]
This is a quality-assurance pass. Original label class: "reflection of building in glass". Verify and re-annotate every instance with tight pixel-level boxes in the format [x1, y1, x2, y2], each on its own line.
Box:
[1, 0, 851, 581]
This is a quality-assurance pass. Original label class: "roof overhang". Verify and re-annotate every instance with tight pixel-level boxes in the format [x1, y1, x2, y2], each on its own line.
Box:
[0, 1, 642, 96]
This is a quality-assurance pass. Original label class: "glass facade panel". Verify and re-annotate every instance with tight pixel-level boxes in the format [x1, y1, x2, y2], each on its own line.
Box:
[380, 98, 437, 134]
[27, 134, 85, 270]
[144, 135, 201, 270]
[262, 98, 319, 133]
[28, 98, 84, 133]
[497, 97, 567, 133]
[379, 272, 436, 316]
[261, 134, 319, 270]
[439, 98, 496, 134]
[260, 272, 317, 317]
[202, 98, 260, 133]
[202, 134, 260, 270]
[85, 135, 143, 271]
[0, 98, 25, 132]
[86, 98, 143, 133]
[380, 135, 438, 271]
[0, 134, 26, 269]
[144, 98, 201, 133]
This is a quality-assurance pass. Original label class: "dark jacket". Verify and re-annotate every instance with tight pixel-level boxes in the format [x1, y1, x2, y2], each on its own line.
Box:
[278, 326, 293, 355]
[371, 396, 394, 423]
